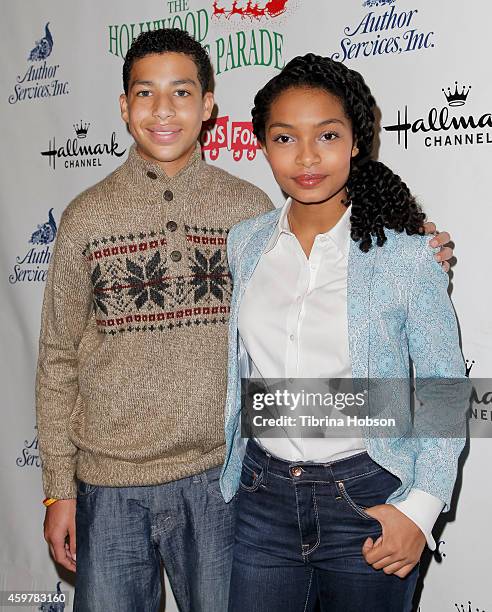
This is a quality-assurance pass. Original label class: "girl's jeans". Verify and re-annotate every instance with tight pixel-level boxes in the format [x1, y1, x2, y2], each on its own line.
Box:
[228, 439, 419, 612]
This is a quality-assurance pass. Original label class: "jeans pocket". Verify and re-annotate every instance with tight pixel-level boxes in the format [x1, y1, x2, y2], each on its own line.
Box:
[206, 467, 227, 500]
[76, 479, 98, 497]
[337, 480, 380, 522]
[239, 461, 263, 492]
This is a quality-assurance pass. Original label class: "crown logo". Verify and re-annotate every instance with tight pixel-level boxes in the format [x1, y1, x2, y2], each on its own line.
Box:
[73, 120, 90, 139]
[465, 359, 475, 377]
[454, 601, 487, 612]
[442, 82, 471, 107]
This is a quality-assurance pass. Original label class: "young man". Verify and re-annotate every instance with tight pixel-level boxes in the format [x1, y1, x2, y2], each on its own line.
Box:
[36, 29, 453, 612]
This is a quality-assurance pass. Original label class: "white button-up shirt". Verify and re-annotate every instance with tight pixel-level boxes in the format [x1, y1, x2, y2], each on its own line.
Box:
[238, 198, 443, 549]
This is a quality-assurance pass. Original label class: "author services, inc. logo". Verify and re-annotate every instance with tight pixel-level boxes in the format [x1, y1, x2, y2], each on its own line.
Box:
[8, 22, 70, 105]
[8, 209, 57, 285]
[331, 0, 435, 63]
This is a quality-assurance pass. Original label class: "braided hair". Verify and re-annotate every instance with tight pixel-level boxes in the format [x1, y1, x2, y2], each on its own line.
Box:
[252, 53, 425, 252]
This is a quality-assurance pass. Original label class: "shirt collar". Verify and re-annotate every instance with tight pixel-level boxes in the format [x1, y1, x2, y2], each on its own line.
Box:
[264, 197, 352, 256]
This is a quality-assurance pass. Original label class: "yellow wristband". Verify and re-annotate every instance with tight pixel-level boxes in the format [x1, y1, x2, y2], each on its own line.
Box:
[43, 497, 58, 507]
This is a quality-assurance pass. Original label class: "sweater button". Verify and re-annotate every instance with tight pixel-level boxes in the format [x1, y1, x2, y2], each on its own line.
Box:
[170, 250, 182, 262]
[164, 190, 174, 201]
[146, 171, 157, 180]
[166, 221, 177, 232]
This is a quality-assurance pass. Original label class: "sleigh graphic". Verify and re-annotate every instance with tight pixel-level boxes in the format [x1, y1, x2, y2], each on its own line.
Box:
[212, 0, 289, 19]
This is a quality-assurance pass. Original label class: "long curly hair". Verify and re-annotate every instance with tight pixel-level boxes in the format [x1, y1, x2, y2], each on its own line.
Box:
[252, 53, 425, 251]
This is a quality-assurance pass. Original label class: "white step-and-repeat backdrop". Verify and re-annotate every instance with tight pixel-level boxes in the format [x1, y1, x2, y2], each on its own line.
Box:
[1, 1, 490, 610]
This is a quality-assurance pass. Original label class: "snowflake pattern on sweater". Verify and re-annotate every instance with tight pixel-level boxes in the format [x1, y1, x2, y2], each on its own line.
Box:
[83, 224, 232, 334]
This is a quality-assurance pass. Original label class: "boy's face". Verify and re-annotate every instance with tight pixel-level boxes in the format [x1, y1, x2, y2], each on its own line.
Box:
[120, 52, 214, 176]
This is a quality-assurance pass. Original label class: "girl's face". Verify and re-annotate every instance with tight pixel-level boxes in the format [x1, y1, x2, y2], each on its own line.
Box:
[262, 87, 358, 206]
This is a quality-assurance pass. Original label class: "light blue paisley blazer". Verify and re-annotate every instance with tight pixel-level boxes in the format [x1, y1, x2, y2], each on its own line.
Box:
[220, 208, 469, 511]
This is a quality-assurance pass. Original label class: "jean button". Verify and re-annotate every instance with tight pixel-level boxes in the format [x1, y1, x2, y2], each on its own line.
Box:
[290, 466, 302, 477]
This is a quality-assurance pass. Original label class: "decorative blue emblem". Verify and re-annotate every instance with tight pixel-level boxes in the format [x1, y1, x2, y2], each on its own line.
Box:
[38, 582, 65, 611]
[363, 0, 395, 7]
[29, 209, 57, 245]
[28, 22, 54, 61]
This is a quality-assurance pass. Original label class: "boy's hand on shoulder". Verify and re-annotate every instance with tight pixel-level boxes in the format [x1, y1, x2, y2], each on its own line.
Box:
[44, 498, 77, 572]
[361, 504, 425, 578]
[422, 221, 453, 272]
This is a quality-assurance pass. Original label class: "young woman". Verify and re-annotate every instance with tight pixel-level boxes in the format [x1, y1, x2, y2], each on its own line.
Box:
[219, 54, 467, 611]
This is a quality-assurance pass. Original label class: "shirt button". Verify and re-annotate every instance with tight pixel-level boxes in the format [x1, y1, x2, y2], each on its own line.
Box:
[170, 250, 182, 262]
[289, 334, 295, 342]
[290, 466, 303, 477]
[166, 221, 178, 232]
[146, 171, 157, 180]
[164, 190, 174, 201]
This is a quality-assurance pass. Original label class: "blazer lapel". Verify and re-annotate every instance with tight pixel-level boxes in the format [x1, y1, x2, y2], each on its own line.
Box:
[347, 239, 378, 380]
[224, 213, 280, 427]
[237, 221, 279, 289]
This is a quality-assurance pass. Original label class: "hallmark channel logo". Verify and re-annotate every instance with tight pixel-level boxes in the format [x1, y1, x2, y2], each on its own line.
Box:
[383, 83, 492, 150]
[40, 120, 127, 170]
[9, 209, 57, 285]
[419, 600, 487, 612]
[454, 602, 487, 612]
[436, 539, 447, 559]
[466, 360, 492, 424]
[211, 0, 289, 20]
[8, 22, 70, 105]
[16, 425, 41, 468]
[331, 2, 435, 63]
[200, 116, 260, 161]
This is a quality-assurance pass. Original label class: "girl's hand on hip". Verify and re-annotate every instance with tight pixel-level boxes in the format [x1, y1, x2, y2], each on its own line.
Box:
[361, 504, 425, 579]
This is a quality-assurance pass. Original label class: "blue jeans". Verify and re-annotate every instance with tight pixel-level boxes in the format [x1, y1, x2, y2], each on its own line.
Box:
[73, 465, 236, 612]
[228, 440, 419, 612]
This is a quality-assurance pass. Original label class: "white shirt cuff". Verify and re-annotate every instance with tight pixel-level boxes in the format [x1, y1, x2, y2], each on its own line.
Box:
[390, 488, 444, 551]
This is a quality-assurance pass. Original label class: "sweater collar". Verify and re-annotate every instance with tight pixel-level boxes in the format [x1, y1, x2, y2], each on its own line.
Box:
[125, 141, 203, 191]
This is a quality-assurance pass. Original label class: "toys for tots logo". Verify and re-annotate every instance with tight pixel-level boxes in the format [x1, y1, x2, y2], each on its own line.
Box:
[200, 116, 260, 161]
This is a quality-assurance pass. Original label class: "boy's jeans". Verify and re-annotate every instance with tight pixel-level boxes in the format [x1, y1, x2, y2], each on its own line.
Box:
[73, 465, 236, 612]
[228, 439, 419, 612]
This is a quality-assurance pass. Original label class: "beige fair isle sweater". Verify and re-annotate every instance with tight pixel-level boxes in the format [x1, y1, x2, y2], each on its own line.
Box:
[36, 143, 273, 499]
